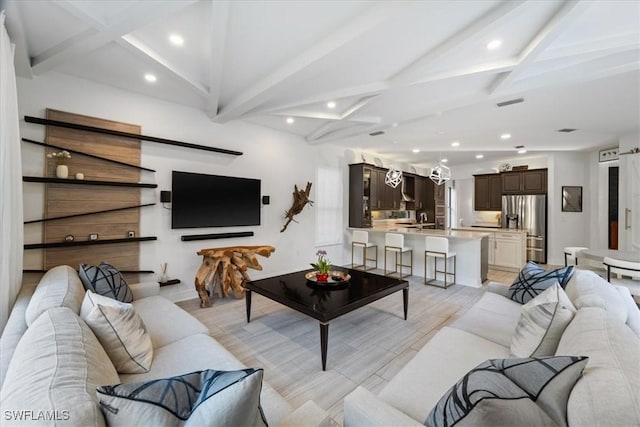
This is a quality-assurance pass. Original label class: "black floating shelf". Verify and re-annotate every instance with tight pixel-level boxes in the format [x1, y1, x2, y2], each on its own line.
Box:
[22, 138, 156, 172]
[24, 203, 156, 224]
[23, 176, 157, 188]
[160, 279, 181, 287]
[23, 269, 155, 274]
[181, 231, 254, 241]
[24, 236, 157, 250]
[25, 115, 243, 156]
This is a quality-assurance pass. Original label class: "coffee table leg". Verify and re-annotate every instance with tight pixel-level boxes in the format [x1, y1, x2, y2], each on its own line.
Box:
[403, 288, 408, 320]
[245, 290, 252, 323]
[320, 322, 329, 371]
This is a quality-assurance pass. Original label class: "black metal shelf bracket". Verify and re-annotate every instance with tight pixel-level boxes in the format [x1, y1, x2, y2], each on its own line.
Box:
[22, 138, 156, 172]
[23, 176, 157, 188]
[25, 115, 243, 156]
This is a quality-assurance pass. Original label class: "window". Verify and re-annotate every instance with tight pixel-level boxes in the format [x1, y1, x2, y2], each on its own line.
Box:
[315, 166, 343, 246]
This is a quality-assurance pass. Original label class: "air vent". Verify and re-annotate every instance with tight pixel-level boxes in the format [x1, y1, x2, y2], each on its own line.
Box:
[369, 130, 385, 136]
[557, 128, 577, 133]
[496, 98, 524, 107]
[514, 145, 525, 149]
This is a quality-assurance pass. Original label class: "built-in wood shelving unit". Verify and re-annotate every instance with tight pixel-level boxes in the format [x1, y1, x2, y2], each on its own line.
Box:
[23, 176, 157, 188]
[25, 115, 243, 156]
[25, 236, 157, 250]
[24, 203, 156, 224]
[22, 138, 156, 172]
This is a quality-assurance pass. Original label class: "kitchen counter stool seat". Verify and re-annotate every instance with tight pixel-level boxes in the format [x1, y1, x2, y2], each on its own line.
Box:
[384, 233, 412, 279]
[425, 236, 456, 289]
[351, 230, 378, 271]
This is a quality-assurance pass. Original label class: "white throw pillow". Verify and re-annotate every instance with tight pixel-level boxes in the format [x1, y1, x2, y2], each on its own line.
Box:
[80, 290, 153, 373]
[97, 369, 267, 427]
[511, 282, 577, 357]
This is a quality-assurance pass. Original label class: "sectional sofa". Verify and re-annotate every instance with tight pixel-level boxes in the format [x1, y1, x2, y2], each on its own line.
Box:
[344, 269, 640, 426]
[0, 265, 329, 426]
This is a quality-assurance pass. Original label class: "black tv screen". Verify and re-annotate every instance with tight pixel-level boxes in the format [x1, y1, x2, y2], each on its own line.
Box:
[171, 171, 261, 229]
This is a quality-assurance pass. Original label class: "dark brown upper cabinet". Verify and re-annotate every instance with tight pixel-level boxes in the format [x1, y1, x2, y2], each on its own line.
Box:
[501, 168, 547, 195]
[474, 173, 502, 211]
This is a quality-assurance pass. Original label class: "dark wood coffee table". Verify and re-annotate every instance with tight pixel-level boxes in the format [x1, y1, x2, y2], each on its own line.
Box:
[245, 267, 409, 370]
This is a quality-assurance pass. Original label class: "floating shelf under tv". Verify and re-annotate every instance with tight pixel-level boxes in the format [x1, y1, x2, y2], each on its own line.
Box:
[24, 236, 157, 250]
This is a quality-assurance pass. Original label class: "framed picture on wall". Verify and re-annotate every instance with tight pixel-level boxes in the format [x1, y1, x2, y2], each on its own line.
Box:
[562, 186, 582, 212]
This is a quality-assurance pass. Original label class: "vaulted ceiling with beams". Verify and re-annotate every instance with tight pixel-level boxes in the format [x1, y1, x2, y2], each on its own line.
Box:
[5, 0, 640, 167]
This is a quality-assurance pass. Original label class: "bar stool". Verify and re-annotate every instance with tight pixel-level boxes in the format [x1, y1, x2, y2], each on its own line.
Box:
[384, 233, 412, 278]
[564, 247, 588, 266]
[351, 230, 377, 271]
[425, 236, 456, 289]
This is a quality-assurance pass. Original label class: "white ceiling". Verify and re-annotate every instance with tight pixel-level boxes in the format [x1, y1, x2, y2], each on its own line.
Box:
[5, 0, 640, 167]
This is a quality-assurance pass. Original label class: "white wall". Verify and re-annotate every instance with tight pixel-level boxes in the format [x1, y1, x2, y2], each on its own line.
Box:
[18, 73, 348, 301]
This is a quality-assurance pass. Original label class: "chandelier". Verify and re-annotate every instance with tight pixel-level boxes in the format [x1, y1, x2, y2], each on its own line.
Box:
[429, 162, 451, 186]
[385, 166, 403, 188]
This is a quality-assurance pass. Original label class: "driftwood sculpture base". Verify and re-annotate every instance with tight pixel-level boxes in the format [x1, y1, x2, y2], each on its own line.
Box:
[195, 245, 275, 308]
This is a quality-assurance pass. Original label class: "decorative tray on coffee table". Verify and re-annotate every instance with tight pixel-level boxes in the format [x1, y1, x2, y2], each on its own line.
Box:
[305, 270, 351, 286]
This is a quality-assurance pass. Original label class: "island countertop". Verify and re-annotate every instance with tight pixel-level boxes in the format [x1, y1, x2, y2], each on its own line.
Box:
[452, 226, 528, 235]
[349, 227, 491, 240]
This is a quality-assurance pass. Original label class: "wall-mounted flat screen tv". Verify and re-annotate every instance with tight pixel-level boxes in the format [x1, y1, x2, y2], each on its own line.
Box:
[171, 171, 261, 229]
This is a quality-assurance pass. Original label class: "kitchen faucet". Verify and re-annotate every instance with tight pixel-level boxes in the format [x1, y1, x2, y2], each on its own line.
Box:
[419, 212, 428, 223]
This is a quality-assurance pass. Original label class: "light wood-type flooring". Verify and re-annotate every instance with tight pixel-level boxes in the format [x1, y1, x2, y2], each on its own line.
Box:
[178, 268, 518, 426]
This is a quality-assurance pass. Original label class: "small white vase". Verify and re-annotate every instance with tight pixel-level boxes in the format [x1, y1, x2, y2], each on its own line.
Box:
[56, 164, 68, 179]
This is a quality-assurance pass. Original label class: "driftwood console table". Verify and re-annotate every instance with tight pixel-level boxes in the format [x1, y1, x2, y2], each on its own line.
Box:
[194, 245, 275, 307]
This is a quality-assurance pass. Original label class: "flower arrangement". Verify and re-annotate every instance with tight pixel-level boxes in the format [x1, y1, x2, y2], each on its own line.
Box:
[47, 150, 72, 165]
[311, 249, 331, 274]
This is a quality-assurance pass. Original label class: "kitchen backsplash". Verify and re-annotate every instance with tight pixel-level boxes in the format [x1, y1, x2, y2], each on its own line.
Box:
[472, 210, 501, 225]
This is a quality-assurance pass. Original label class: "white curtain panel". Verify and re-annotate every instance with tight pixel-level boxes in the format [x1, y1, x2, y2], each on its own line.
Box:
[0, 11, 24, 331]
[315, 166, 343, 246]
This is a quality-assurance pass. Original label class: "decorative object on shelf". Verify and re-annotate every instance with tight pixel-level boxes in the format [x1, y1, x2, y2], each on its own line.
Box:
[281, 182, 313, 232]
[562, 186, 582, 212]
[310, 250, 331, 282]
[499, 162, 512, 172]
[64, 234, 74, 242]
[89, 233, 99, 240]
[598, 147, 619, 162]
[385, 166, 402, 188]
[512, 165, 529, 171]
[128, 231, 135, 238]
[75, 172, 84, 180]
[429, 162, 451, 186]
[194, 245, 276, 308]
[373, 157, 384, 167]
[159, 262, 168, 283]
[47, 149, 72, 178]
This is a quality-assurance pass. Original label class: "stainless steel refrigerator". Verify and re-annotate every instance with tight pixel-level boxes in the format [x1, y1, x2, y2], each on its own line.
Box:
[502, 195, 547, 263]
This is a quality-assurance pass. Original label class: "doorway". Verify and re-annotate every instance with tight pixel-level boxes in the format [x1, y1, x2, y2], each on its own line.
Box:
[608, 166, 619, 249]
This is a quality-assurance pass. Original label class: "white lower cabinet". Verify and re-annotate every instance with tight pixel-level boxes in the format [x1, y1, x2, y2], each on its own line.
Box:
[494, 233, 522, 269]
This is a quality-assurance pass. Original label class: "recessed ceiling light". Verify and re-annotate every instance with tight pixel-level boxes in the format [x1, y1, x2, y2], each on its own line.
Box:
[327, 101, 336, 109]
[487, 39, 502, 50]
[500, 133, 511, 140]
[392, 140, 399, 144]
[412, 149, 420, 153]
[392, 122, 399, 128]
[451, 141, 460, 147]
[144, 73, 157, 83]
[169, 34, 184, 46]
[476, 154, 484, 159]
[286, 117, 295, 124]
[441, 158, 448, 163]
[518, 149, 527, 154]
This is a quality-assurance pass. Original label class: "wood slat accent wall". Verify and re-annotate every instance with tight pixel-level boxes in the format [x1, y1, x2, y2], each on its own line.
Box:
[44, 109, 143, 282]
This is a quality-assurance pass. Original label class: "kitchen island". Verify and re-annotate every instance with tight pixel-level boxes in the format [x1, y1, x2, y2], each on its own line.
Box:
[348, 227, 490, 287]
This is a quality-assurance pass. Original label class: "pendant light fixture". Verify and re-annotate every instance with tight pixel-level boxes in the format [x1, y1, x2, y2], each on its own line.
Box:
[385, 166, 403, 188]
[429, 154, 450, 186]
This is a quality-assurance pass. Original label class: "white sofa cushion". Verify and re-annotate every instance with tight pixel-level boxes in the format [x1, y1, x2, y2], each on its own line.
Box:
[425, 356, 588, 427]
[378, 327, 510, 422]
[510, 282, 576, 357]
[80, 291, 153, 374]
[132, 296, 209, 348]
[449, 291, 522, 347]
[614, 285, 640, 337]
[24, 265, 85, 326]
[563, 269, 627, 323]
[97, 369, 267, 427]
[556, 307, 640, 426]
[0, 307, 119, 427]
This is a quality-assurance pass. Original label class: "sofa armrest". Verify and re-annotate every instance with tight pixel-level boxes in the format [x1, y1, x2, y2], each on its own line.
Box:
[129, 281, 160, 300]
[276, 400, 330, 427]
[343, 386, 423, 427]
[487, 281, 510, 297]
